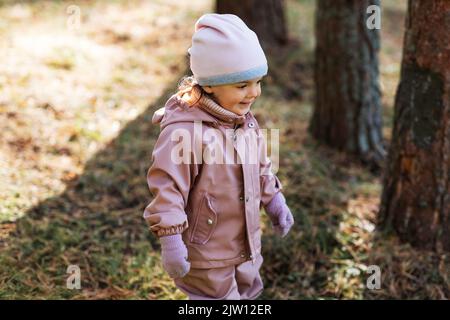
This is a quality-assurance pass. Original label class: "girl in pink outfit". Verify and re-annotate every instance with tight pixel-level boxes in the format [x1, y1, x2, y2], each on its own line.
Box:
[143, 13, 294, 300]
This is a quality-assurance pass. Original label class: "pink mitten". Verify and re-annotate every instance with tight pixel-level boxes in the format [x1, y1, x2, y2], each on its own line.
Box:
[160, 234, 190, 279]
[264, 192, 294, 237]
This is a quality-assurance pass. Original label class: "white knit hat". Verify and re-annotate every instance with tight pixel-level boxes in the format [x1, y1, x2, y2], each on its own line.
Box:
[188, 13, 268, 86]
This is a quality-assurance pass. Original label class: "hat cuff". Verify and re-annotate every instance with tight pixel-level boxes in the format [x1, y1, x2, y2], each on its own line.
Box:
[196, 64, 268, 86]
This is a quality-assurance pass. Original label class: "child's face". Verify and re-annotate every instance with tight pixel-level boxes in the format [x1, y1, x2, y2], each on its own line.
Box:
[202, 77, 262, 116]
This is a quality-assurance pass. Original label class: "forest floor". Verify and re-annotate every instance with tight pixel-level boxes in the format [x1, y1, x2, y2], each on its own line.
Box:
[0, 0, 448, 299]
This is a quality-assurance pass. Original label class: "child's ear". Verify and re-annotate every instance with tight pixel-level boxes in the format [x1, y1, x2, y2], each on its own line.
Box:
[202, 86, 213, 94]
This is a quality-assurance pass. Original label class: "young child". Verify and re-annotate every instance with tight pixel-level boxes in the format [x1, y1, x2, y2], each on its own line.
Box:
[143, 13, 294, 300]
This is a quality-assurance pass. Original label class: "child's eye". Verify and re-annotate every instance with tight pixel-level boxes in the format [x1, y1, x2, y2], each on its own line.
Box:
[237, 81, 261, 89]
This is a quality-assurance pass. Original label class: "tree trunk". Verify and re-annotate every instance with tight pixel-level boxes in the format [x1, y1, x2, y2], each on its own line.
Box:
[216, 0, 288, 48]
[379, 1, 450, 251]
[310, 0, 385, 168]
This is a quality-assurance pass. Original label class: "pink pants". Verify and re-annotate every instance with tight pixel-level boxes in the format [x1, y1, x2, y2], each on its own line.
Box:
[174, 254, 264, 300]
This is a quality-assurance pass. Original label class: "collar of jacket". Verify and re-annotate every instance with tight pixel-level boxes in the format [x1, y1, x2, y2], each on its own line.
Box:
[197, 95, 247, 126]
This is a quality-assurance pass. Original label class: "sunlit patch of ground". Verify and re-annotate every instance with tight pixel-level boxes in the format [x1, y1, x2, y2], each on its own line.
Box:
[0, 0, 208, 224]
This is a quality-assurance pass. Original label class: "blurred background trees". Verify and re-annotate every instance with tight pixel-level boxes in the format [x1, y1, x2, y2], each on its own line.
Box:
[310, 0, 385, 169]
[216, 0, 288, 47]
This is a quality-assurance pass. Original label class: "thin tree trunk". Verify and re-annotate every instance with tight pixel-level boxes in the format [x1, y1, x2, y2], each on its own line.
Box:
[379, 0, 450, 251]
[310, 0, 385, 168]
[216, 0, 288, 48]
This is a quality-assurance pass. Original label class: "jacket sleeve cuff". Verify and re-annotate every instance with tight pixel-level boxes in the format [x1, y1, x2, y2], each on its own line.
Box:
[143, 208, 189, 238]
[152, 221, 188, 237]
[260, 174, 283, 208]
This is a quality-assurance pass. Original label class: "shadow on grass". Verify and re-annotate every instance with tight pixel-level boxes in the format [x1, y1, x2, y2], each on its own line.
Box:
[0, 66, 190, 299]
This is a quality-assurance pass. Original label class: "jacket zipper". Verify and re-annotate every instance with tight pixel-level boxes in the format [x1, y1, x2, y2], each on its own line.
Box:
[233, 122, 256, 264]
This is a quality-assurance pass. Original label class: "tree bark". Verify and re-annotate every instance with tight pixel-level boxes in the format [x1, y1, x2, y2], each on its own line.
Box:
[216, 0, 288, 48]
[310, 0, 385, 168]
[379, 1, 450, 251]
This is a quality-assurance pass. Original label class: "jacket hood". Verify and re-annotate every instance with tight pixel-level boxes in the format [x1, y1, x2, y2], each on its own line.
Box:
[152, 94, 219, 130]
[152, 94, 247, 130]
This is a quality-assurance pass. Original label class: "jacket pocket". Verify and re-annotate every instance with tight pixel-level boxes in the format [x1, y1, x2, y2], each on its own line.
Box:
[190, 193, 218, 245]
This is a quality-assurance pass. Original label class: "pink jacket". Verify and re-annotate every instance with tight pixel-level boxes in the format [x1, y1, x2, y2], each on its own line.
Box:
[143, 93, 282, 269]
